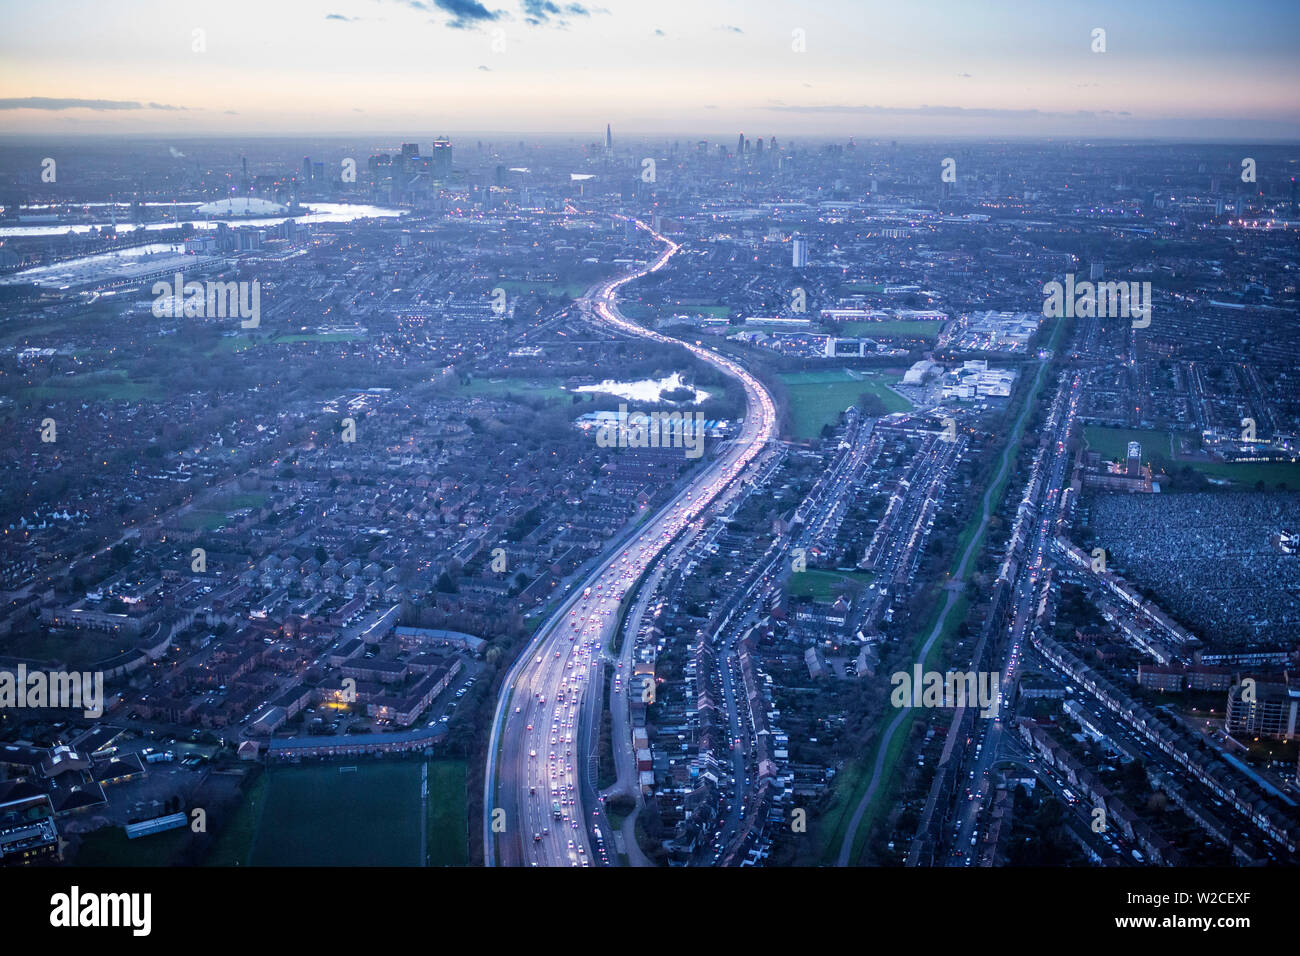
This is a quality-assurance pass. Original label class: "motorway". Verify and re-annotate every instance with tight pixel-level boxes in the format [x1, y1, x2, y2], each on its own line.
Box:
[484, 218, 777, 866]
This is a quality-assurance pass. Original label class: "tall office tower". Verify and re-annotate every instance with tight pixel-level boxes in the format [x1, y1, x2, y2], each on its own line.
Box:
[1126, 442, 1142, 477]
[605, 123, 612, 153]
[241, 156, 248, 189]
[770, 136, 778, 151]
[738, 132, 745, 155]
[312, 161, 325, 184]
[792, 233, 809, 268]
[401, 142, 419, 172]
[302, 157, 312, 182]
[495, 164, 506, 188]
[755, 138, 764, 154]
[432, 137, 453, 179]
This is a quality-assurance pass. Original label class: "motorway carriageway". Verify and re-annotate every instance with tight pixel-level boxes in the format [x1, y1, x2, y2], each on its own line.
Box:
[484, 218, 777, 867]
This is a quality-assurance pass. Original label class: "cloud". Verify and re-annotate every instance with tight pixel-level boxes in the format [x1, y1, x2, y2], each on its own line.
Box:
[957, 72, 972, 79]
[168, 146, 186, 158]
[0, 97, 186, 111]
[719, 25, 743, 34]
[478, 64, 492, 70]
[520, 0, 600, 26]
[521, 0, 559, 24]
[653, 28, 665, 36]
[406, 0, 503, 29]
[325, 13, 356, 20]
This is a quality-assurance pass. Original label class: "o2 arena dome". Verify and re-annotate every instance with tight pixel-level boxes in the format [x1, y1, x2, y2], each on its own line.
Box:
[194, 197, 289, 217]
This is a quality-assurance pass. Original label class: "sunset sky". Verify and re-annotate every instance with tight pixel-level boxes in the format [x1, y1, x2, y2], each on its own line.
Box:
[1, 0, 1297, 139]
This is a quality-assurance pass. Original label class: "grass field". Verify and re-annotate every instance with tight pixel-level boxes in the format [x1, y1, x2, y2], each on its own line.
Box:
[226, 492, 269, 510]
[787, 568, 874, 600]
[218, 760, 467, 867]
[22, 371, 164, 402]
[76, 824, 192, 867]
[779, 369, 911, 440]
[425, 760, 469, 867]
[458, 377, 570, 402]
[204, 772, 268, 867]
[177, 510, 227, 531]
[273, 332, 361, 344]
[1084, 425, 1300, 487]
[496, 279, 591, 299]
[246, 762, 415, 866]
[841, 320, 946, 339]
[214, 332, 362, 354]
[3, 629, 125, 667]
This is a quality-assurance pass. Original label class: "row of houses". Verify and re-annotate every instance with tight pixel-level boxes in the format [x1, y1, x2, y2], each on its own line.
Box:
[1033, 628, 1298, 854]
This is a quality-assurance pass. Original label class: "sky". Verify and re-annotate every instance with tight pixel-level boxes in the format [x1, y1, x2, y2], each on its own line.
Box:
[1, 0, 1298, 140]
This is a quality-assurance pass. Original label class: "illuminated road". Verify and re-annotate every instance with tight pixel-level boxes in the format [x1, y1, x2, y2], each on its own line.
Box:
[484, 218, 777, 866]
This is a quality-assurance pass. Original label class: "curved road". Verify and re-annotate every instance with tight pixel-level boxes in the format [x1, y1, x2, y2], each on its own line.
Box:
[484, 218, 777, 867]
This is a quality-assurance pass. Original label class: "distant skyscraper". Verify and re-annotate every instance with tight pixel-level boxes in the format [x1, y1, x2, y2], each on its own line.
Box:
[605, 124, 612, 153]
[432, 137, 452, 179]
[302, 156, 312, 182]
[792, 233, 809, 268]
[755, 138, 764, 154]
[738, 132, 745, 155]
[1126, 441, 1142, 477]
